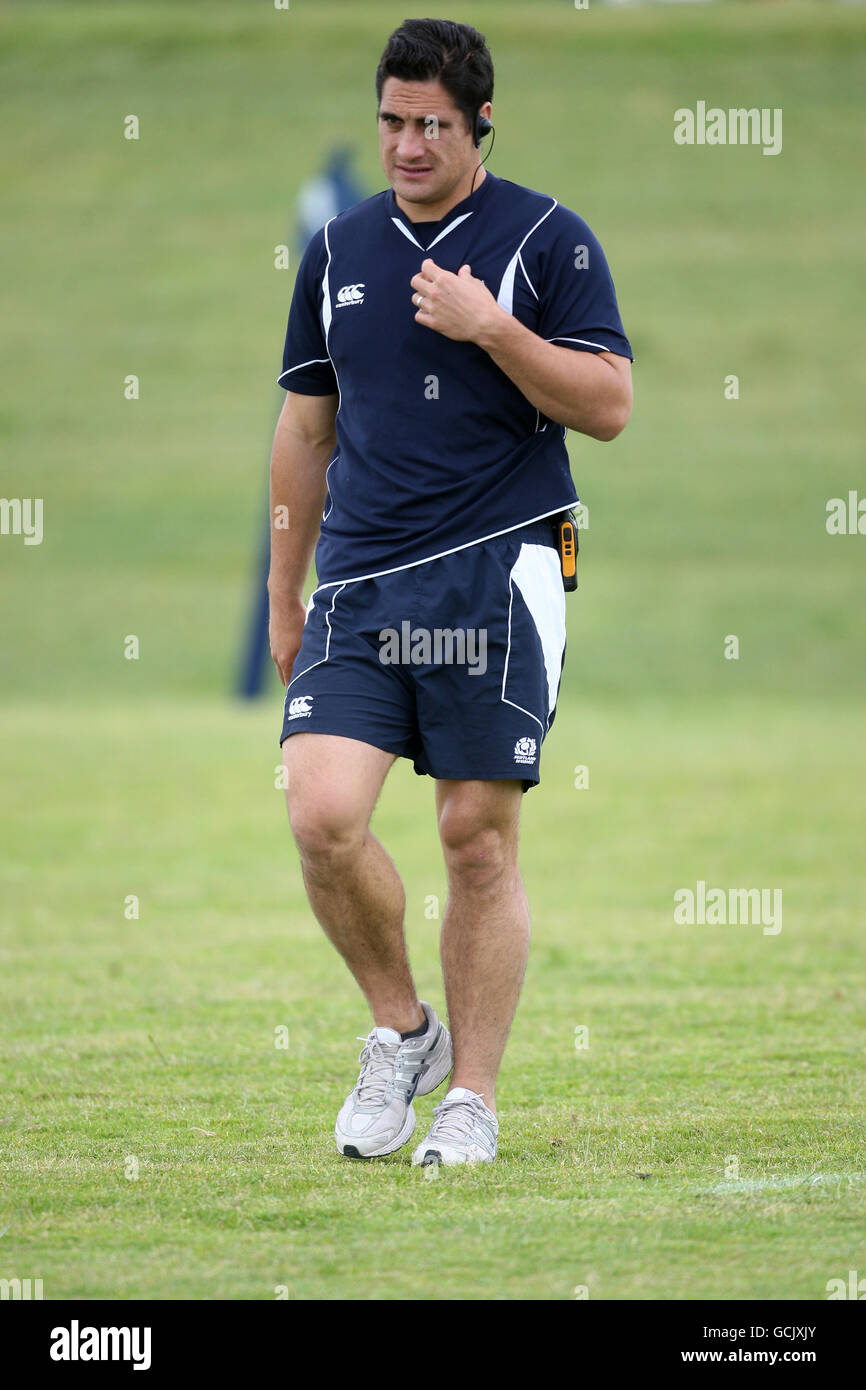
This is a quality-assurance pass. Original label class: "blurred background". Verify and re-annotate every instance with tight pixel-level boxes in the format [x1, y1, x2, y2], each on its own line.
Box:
[2, 0, 863, 702]
[1, 0, 865, 1301]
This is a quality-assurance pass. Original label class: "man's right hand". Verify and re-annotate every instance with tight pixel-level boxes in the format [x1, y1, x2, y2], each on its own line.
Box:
[269, 595, 308, 687]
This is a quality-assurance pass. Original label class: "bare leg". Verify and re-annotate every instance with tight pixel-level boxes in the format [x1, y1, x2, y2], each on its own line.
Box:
[284, 733, 424, 1034]
[435, 779, 528, 1114]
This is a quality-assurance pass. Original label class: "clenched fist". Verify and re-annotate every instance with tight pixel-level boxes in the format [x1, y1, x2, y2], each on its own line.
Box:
[410, 259, 502, 343]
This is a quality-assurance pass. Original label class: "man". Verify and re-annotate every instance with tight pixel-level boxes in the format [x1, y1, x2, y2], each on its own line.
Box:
[269, 18, 632, 1166]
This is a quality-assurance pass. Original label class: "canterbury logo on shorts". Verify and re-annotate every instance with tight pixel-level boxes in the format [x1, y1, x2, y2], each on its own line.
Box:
[287, 696, 314, 719]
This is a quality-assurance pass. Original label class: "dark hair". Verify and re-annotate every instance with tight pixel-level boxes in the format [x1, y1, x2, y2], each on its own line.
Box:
[375, 18, 494, 137]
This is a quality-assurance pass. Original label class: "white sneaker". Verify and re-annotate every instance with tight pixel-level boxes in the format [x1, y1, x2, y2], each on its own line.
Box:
[335, 1001, 453, 1159]
[411, 1087, 499, 1166]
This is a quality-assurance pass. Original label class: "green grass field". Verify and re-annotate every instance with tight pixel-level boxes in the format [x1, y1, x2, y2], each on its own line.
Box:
[2, 0, 865, 1300]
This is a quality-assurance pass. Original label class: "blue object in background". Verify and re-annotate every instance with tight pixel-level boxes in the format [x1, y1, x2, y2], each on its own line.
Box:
[237, 148, 365, 700]
[296, 147, 367, 253]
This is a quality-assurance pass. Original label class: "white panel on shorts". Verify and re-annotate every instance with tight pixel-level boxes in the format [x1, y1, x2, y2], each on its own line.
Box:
[509, 542, 567, 718]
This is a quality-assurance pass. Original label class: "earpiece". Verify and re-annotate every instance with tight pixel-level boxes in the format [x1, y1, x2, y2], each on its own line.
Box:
[473, 111, 493, 147]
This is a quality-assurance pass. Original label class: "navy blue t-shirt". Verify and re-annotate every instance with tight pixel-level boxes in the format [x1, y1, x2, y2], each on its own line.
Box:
[278, 171, 631, 587]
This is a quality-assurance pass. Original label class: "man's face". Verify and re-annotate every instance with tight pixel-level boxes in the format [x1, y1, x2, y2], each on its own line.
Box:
[378, 77, 477, 210]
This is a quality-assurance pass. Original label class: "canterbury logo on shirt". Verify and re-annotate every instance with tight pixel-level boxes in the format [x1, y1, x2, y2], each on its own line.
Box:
[336, 283, 365, 307]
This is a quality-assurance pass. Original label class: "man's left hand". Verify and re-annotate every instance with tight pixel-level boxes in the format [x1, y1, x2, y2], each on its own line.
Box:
[410, 259, 501, 343]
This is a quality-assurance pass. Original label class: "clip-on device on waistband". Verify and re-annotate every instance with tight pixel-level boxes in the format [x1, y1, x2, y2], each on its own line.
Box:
[553, 509, 578, 592]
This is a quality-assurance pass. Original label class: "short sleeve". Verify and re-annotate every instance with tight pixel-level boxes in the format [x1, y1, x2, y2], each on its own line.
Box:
[277, 228, 339, 395]
[533, 206, 633, 361]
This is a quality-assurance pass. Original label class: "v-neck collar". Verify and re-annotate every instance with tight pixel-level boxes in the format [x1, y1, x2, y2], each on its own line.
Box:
[387, 171, 496, 251]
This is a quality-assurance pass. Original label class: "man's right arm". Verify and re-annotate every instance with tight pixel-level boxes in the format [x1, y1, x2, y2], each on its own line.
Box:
[267, 389, 338, 686]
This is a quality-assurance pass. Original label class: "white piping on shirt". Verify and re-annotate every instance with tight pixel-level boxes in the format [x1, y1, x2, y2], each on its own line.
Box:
[390, 210, 474, 252]
[517, 250, 539, 300]
[308, 502, 577, 595]
[321, 219, 334, 336]
[278, 357, 332, 382]
[426, 212, 473, 249]
[496, 199, 558, 315]
[547, 335, 615, 353]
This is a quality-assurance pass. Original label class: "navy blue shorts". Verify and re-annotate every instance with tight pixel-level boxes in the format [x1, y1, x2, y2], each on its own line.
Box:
[279, 518, 567, 790]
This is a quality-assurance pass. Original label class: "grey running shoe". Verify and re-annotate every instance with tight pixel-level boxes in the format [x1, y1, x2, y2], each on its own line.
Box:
[411, 1087, 499, 1166]
[335, 1001, 453, 1159]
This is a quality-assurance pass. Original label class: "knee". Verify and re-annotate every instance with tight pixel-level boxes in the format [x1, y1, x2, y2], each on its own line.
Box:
[439, 810, 514, 889]
[288, 791, 366, 865]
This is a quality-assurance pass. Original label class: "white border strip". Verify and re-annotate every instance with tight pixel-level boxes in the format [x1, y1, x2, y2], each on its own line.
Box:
[547, 335, 617, 353]
[278, 357, 332, 383]
[500, 570, 545, 737]
[427, 211, 473, 249]
[496, 199, 558, 314]
[286, 582, 347, 690]
[391, 217, 423, 249]
[310, 502, 577, 594]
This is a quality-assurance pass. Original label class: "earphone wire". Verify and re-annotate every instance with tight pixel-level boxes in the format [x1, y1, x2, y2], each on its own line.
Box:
[469, 124, 495, 198]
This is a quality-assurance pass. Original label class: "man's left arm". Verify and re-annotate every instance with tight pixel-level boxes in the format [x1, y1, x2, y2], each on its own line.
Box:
[410, 258, 632, 442]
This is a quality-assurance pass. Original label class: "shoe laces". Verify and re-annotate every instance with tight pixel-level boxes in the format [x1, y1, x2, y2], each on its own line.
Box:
[428, 1093, 490, 1144]
[354, 1033, 399, 1106]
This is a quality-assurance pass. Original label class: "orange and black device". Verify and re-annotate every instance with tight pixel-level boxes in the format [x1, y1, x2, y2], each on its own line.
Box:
[554, 510, 579, 591]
